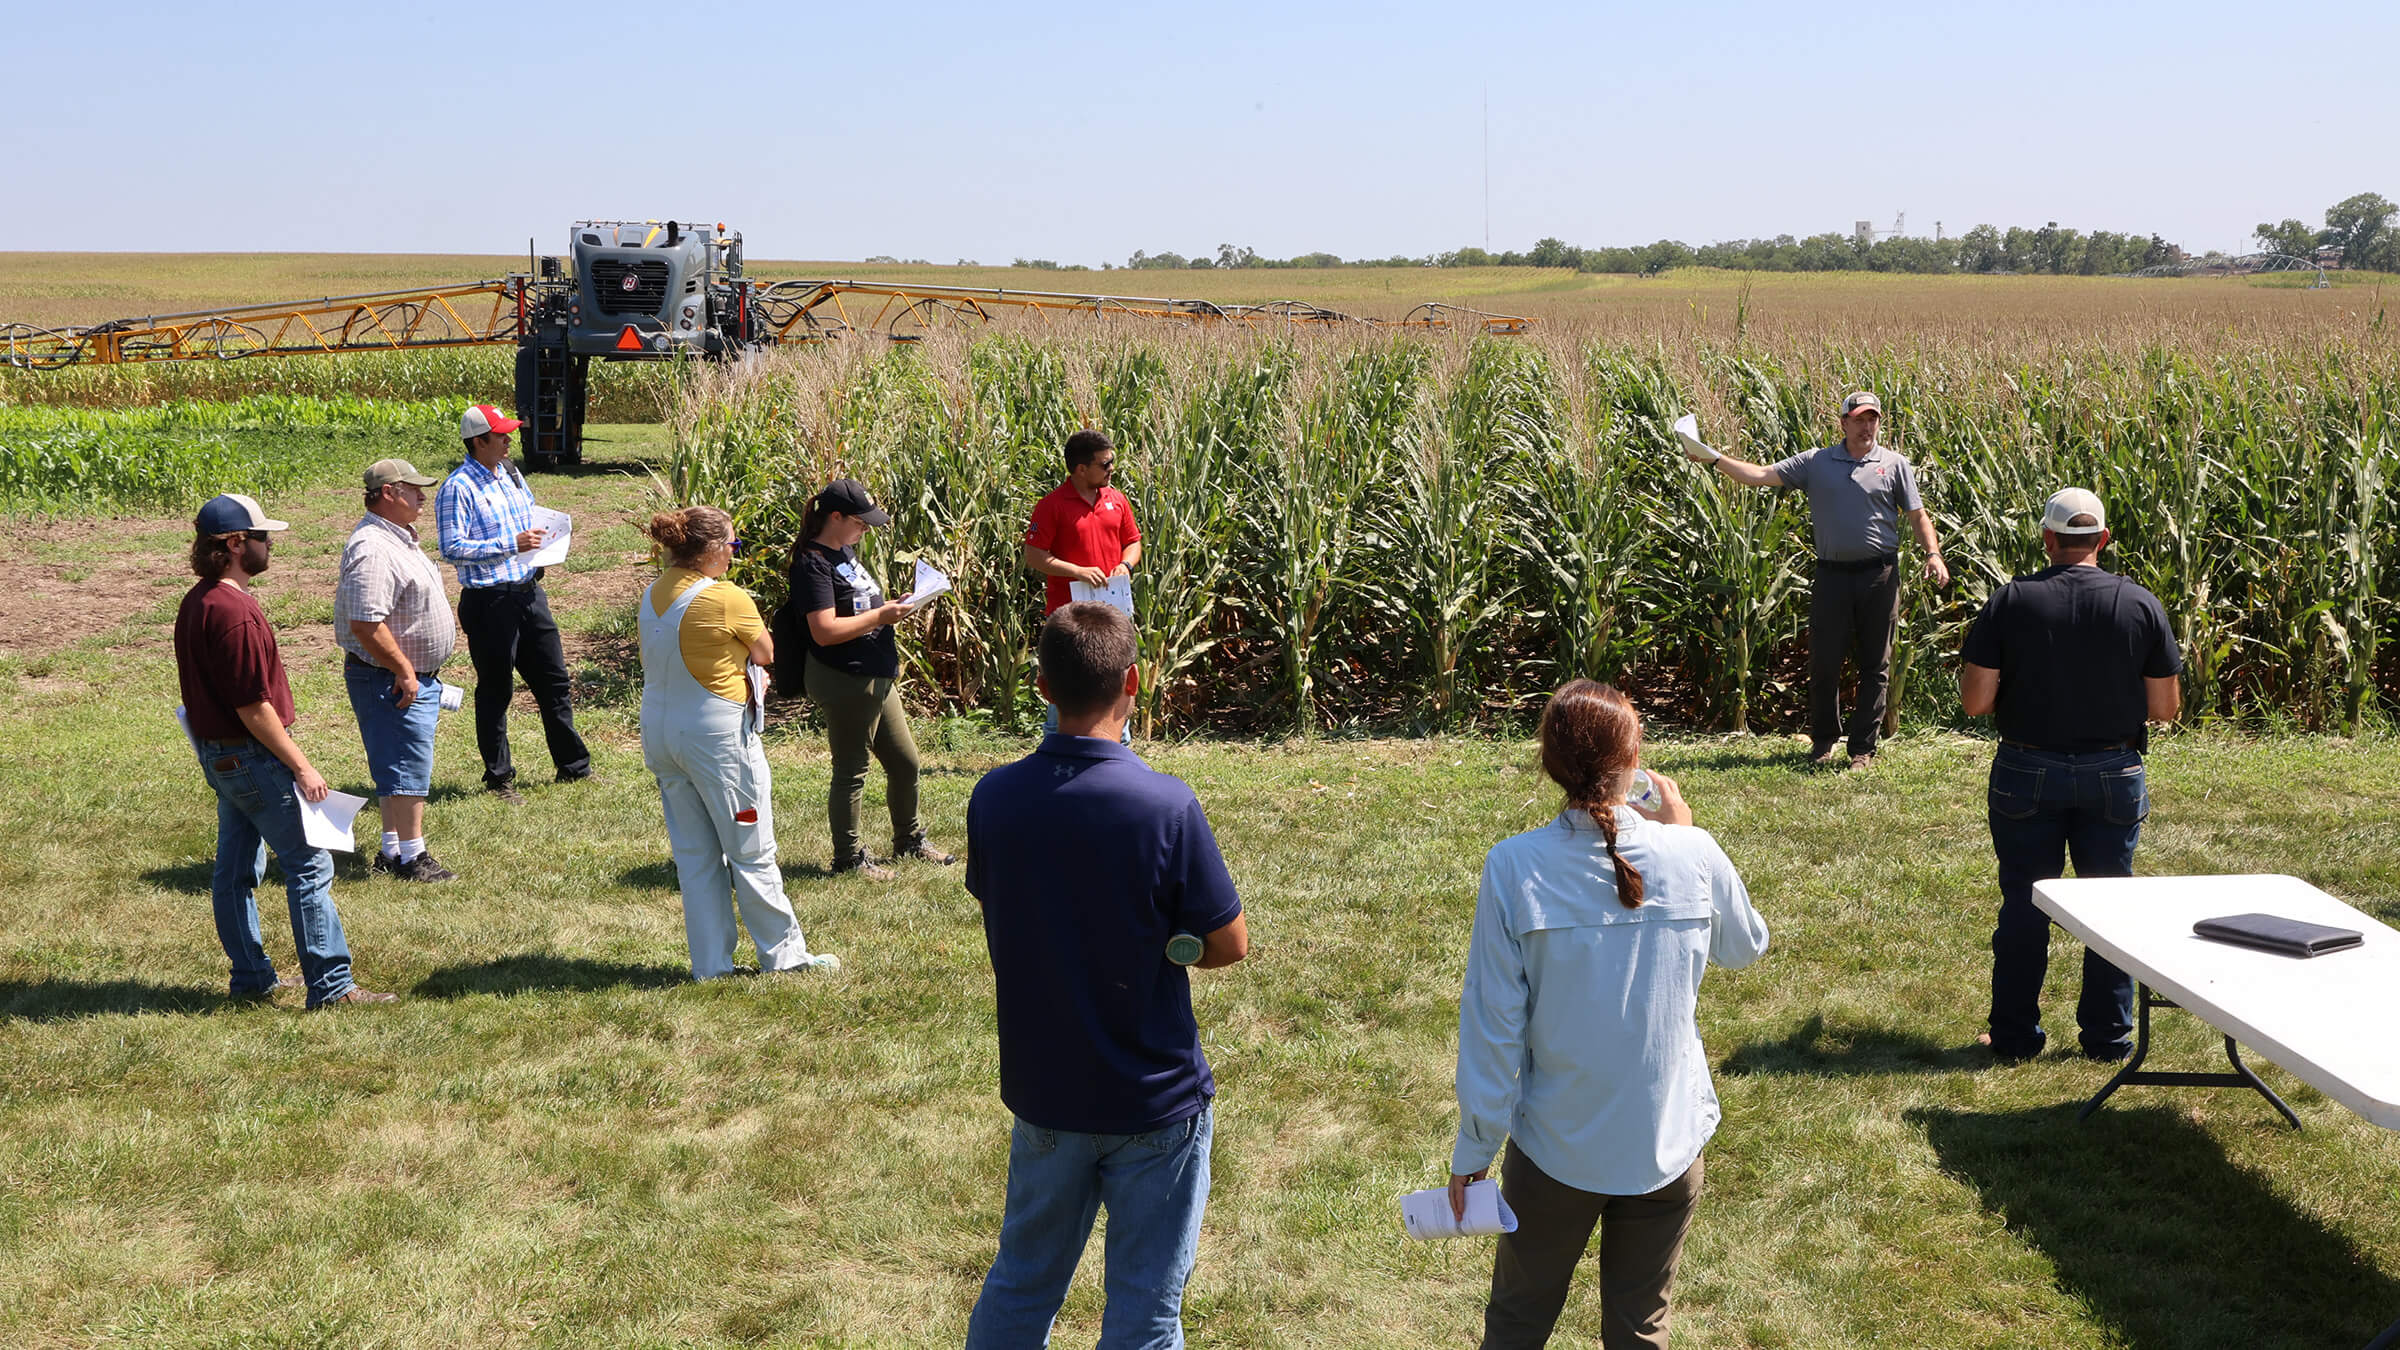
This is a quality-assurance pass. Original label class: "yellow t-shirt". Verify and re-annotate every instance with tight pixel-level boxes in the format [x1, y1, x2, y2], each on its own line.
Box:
[650, 568, 765, 703]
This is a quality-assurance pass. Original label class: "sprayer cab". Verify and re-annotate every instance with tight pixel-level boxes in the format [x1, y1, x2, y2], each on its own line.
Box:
[563, 220, 745, 358]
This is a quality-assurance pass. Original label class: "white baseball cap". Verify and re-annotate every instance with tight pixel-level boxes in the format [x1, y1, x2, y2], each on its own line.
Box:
[2040, 488, 2107, 535]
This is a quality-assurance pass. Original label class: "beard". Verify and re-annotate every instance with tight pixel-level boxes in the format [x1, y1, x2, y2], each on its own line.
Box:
[244, 539, 272, 575]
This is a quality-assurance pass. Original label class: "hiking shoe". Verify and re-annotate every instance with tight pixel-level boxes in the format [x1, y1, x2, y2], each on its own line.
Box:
[233, 973, 303, 1003]
[773, 953, 842, 974]
[557, 766, 595, 784]
[372, 851, 406, 878]
[1849, 752, 1876, 771]
[894, 840, 958, 866]
[833, 855, 896, 882]
[1809, 744, 1841, 768]
[314, 987, 398, 1009]
[486, 781, 526, 805]
[399, 853, 458, 883]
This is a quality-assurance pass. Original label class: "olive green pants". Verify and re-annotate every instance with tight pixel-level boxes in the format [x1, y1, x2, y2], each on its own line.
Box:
[1481, 1143, 1703, 1350]
[802, 655, 924, 866]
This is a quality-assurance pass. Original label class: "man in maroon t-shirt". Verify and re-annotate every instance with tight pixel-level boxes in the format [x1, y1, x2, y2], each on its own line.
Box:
[174, 492, 393, 1010]
[1024, 429, 1142, 616]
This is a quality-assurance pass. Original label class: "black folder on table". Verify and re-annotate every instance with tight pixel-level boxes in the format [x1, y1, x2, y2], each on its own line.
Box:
[2193, 912, 2365, 958]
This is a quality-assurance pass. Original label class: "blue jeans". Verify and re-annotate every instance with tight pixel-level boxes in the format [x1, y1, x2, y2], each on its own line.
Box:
[198, 740, 353, 1007]
[966, 1104, 1213, 1350]
[1986, 745, 2147, 1059]
[343, 662, 443, 798]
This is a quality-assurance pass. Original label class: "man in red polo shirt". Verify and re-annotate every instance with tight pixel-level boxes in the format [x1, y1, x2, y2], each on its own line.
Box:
[1026, 429, 1143, 739]
[1025, 429, 1141, 615]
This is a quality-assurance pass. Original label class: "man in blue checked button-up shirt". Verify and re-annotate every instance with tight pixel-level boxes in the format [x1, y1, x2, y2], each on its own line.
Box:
[435, 404, 591, 801]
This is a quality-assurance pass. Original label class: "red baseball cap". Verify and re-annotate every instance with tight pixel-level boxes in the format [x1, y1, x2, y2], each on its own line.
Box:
[461, 404, 523, 438]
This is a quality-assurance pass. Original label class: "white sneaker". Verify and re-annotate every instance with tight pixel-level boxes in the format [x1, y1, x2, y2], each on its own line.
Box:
[778, 952, 840, 974]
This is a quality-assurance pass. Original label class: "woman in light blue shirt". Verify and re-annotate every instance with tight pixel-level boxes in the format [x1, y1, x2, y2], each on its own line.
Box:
[1446, 680, 1769, 1350]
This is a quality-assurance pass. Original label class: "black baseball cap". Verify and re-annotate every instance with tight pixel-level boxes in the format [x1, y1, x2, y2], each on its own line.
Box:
[816, 478, 890, 526]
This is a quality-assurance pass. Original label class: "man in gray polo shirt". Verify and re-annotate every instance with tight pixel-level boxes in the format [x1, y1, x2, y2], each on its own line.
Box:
[1686, 391, 1949, 767]
[337, 458, 461, 882]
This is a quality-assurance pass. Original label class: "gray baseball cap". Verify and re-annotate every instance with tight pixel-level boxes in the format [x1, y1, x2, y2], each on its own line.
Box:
[364, 459, 441, 491]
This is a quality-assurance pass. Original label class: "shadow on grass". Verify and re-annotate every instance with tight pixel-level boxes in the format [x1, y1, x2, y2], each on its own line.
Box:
[412, 954, 690, 999]
[1913, 1102, 2400, 1350]
[616, 860, 839, 889]
[0, 977, 264, 1023]
[1721, 1013, 1989, 1076]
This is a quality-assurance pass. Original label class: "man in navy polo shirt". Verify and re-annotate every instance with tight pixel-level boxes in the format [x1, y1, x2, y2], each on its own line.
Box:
[964, 601, 1248, 1350]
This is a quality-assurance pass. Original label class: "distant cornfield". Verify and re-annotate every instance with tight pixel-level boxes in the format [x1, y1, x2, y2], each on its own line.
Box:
[670, 326, 2400, 737]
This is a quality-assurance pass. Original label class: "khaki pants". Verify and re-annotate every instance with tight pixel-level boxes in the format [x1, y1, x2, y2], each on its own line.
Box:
[801, 655, 923, 865]
[1481, 1144, 1704, 1350]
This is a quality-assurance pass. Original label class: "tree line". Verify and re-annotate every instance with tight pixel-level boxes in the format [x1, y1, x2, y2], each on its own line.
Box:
[1097, 190, 2394, 277]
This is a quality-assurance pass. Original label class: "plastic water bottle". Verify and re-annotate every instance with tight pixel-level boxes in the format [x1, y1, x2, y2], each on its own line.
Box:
[1166, 932, 1205, 966]
[1626, 769, 1662, 814]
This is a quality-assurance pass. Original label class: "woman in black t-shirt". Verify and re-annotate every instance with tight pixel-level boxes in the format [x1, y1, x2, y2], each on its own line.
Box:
[777, 479, 954, 880]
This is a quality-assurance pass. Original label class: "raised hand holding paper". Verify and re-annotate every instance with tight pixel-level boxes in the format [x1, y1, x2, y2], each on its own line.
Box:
[1672, 414, 1721, 464]
[1399, 1178, 1519, 1240]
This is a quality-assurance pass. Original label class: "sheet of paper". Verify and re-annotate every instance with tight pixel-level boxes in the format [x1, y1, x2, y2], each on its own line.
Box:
[524, 507, 572, 569]
[909, 558, 952, 608]
[1069, 573, 1134, 616]
[173, 705, 201, 757]
[1672, 413, 1711, 458]
[298, 789, 369, 853]
[1400, 1178, 1519, 1240]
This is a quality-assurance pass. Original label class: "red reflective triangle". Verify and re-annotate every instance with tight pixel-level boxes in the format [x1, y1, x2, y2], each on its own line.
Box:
[615, 326, 643, 351]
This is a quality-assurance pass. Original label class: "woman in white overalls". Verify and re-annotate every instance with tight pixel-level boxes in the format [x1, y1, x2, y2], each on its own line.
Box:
[638, 506, 839, 980]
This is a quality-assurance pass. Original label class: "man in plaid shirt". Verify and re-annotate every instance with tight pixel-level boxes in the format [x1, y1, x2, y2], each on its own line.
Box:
[435, 405, 591, 802]
[339, 458, 461, 881]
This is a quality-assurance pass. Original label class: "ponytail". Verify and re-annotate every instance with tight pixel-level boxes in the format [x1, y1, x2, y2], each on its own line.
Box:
[1536, 679, 1648, 909]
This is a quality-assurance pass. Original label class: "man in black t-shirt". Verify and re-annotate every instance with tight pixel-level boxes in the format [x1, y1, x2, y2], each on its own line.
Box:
[1959, 488, 2182, 1062]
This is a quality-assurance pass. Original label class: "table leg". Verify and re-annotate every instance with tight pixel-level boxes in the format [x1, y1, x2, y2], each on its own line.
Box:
[2076, 984, 2301, 1130]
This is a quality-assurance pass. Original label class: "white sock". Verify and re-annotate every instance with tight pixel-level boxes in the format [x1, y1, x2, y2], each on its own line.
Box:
[381, 831, 401, 858]
[396, 838, 427, 862]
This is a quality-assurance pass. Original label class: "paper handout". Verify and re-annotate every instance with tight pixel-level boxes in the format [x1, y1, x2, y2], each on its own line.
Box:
[1069, 573, 1135, 616]
[1400, 1178, 1520, 1240]
[1671, 414, 1713, 459]
[908, 558, 952, 608]
[524, 507, 573, 569]
[173, 706, 201, 757]
[298, 790, 369, 853]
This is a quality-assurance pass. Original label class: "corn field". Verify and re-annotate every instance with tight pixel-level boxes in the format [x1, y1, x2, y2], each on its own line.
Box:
[0, 395, 469, 512]
[672, 326, 2400, 736]
[0, 349, 676, 421]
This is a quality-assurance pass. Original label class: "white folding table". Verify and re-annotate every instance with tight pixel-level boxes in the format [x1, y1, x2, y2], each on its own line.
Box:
[2034, 873, 2400, 1349]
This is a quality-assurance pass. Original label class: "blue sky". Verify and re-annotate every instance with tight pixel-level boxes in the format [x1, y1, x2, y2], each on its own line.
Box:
[5, 0, 2392, 262]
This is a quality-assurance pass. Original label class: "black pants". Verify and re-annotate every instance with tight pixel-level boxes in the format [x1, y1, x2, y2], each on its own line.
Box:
[457, 583, 589, 787]
[1809, 559, 1901, 756]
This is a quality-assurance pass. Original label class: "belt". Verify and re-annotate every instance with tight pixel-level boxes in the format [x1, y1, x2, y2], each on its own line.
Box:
[1816, 554, 1898, 573]
[2001, 739, 2136, 754]
[345, 652, 440, 679]
[196, 734, 255, 749]
[468, 570, 544, 594]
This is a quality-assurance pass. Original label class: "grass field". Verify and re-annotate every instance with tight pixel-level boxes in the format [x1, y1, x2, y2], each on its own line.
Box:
[3, 431, 2398, 1348]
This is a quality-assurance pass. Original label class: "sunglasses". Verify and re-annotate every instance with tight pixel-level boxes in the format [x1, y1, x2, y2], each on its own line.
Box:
[244, 530, 273, 543]
[727, 536, 744, 556]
